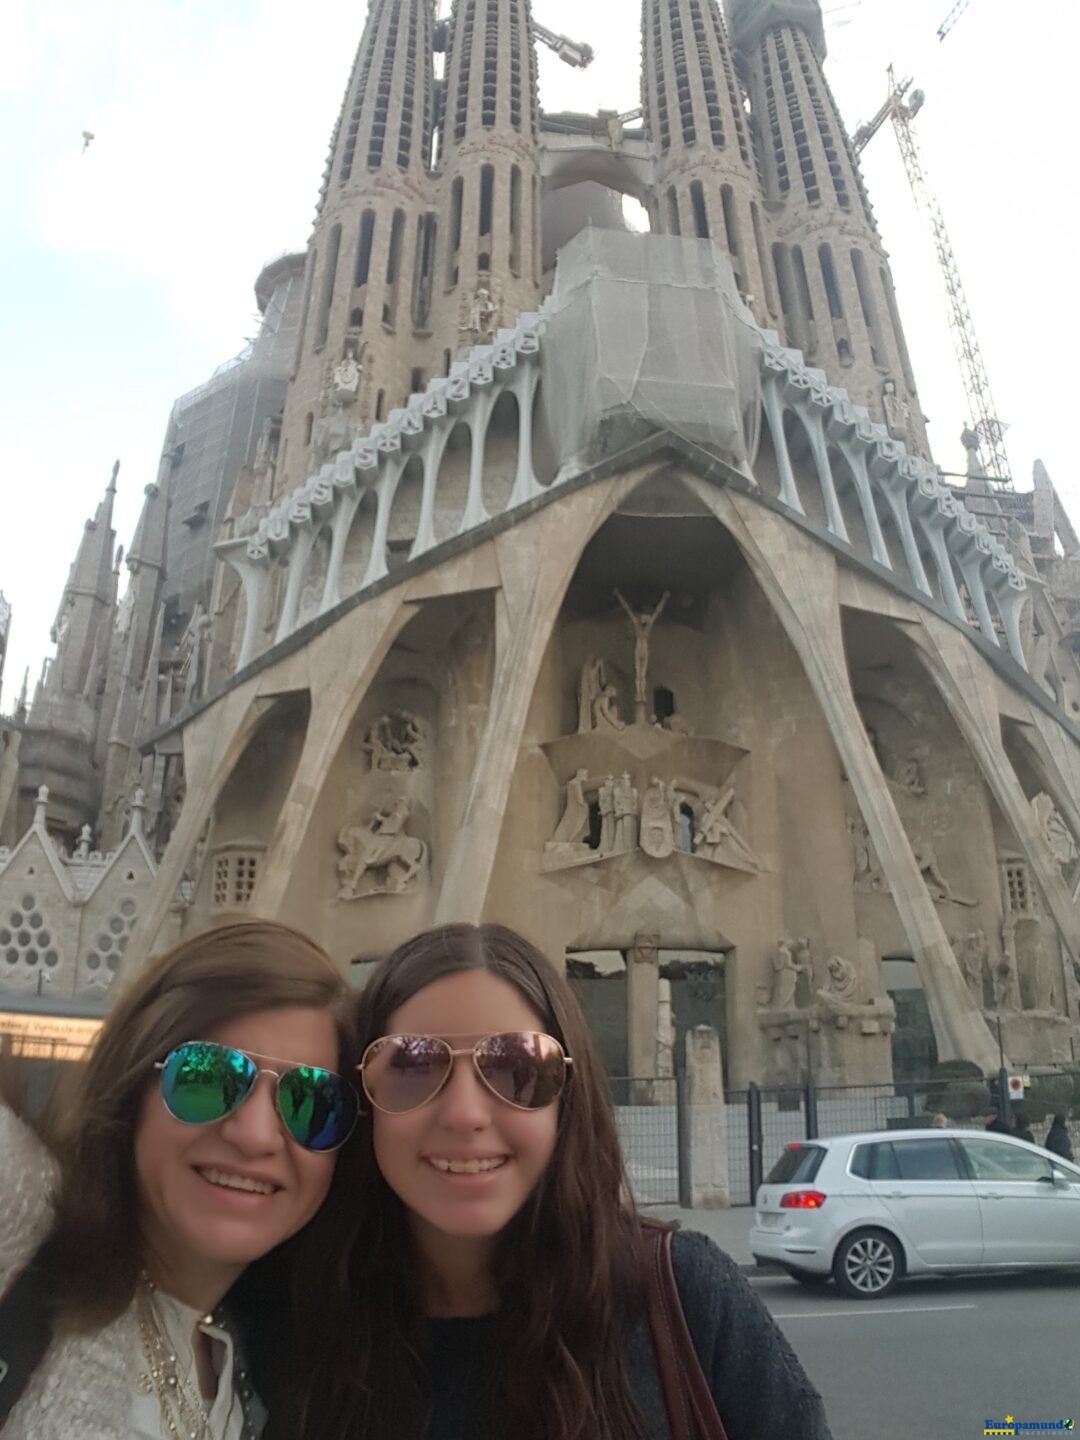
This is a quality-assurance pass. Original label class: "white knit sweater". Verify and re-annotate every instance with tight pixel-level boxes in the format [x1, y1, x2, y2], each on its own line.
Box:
[0, 1107, 262, 1439]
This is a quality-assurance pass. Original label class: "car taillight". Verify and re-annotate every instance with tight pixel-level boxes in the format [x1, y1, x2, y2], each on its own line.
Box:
[780, 1190, 827, 1209]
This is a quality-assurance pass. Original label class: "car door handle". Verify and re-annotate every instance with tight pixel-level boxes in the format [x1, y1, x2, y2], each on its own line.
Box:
[983, 1192, 1004, 1200]
[883, 1190, 910, 1199]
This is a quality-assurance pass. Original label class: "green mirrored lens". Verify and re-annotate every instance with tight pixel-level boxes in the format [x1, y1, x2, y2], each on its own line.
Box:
[277, 1066, 357, 1152]
[161, 1043, 255, 1125]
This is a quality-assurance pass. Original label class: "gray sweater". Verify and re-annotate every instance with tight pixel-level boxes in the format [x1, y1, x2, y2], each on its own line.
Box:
[423, 1229, 833, 1439]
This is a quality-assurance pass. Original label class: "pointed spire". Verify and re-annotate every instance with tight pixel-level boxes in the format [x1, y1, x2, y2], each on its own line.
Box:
[127, 481, 168, 574]
[33, 785, 49, 830]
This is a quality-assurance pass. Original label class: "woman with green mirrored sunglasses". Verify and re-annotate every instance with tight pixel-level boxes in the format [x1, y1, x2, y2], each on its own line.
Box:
[0, 919, 357, 1440]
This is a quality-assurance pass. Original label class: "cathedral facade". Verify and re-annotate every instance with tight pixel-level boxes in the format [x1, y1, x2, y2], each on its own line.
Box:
[3, 0, 1080, 1090]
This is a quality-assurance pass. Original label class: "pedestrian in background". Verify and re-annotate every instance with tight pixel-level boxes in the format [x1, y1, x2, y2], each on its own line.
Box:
[1044, 1113, 1075, 1162]
[929, 1113, 949, 1128]
[1012, 1107, 1036, 1145]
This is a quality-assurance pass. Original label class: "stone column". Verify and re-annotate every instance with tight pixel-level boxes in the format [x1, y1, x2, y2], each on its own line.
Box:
[686, 1024, 730, 1209]
[627, 933, 661, 1080]
[657, 977, 675, 1079]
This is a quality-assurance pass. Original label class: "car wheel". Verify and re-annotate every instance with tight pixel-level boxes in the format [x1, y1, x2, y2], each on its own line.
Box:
[786, 1269, 831, 1289]
[832, 1230, 903, 1300]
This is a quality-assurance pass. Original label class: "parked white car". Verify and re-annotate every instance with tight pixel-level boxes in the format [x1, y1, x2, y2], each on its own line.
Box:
[750, 1128, 1080, 1299]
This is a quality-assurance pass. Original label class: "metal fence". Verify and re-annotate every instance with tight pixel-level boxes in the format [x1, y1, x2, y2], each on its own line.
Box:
[611, 1075, 682, 1205]
[614, 1070, 1080, 1208]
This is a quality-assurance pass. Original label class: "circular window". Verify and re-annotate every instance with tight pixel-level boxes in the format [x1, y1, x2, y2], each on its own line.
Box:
[4, 949, 17, 965]
[39, 931, 51, 947]
[109, 916, 125, 936]
[20, 894, 33, 911]
[106, 955, 119, 971]
[9, 912, 22, 928]
[28, 912, 43, 930]
[98, 934, 114, 953]
[25, 951, 38, 966]
[44, 951, 59, 968]
[17, 931, 30, 947]
[86, 953, 100, 971]
[0, 929, 10, 945]
[120, 899, 137, 918]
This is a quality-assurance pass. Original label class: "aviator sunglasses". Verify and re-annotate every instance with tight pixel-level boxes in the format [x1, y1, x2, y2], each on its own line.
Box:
[358, 1031, 573, 1115]
[155, 1040, 360, 1153]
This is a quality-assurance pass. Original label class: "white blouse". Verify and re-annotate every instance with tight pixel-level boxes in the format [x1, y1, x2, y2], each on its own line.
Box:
[0, 1107, 267, 1439]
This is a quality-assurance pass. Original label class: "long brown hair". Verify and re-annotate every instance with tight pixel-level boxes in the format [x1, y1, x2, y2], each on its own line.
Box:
[277, 923, 647, 1440]
[33, 918, 352, 1333]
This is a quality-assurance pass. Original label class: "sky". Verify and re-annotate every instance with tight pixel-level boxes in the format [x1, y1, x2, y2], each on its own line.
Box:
[1, 0, 1076, 710]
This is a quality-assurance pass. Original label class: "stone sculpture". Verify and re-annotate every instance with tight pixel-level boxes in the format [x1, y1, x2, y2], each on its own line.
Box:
[960, 929, 988, 1005]
[614, 589, 670, 724]
[817, 954, 858, 1008]
[363, 712, 425, 772]
[640, 776, 676, 859]
[770, 936, 812, 1011]
[460, 284, 501, 343]
[693, 787, 760, 870]
[849, 813, 887, 891]
[915, 839, 976, 907]
[892, 747, 928, 797]
[179, 603, 213, 707]
[337, 797, 427, 898]
[545, 769, 591, 859]
[598, 775, 616, 857]
[613, 771, 640, 853]
[577, 657, 624, 733]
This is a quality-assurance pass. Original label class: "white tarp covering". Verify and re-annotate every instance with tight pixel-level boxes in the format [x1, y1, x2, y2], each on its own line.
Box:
[541, 228, 763, 480]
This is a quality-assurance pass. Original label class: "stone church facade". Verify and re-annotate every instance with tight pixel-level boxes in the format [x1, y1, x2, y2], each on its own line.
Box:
[3, 0, 1080, 1091]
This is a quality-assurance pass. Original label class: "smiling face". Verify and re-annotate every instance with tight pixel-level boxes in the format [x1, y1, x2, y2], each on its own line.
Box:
[372, 970, 560, 1255]
[135, 1006, 340, 1301]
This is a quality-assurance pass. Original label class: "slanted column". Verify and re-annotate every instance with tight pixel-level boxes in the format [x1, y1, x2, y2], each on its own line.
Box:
[872, 454, 932, 596]
[362, 454, 407, 589]
[460, 386, 499, 533]
[508, 363, 542, 509]
[794, 403, 849, 542]
[990, 573, 1028, 670]
[274, 527, 318, 643]
[216, 541, 271, 670]
[838, 439, 890, 566]
[761, 380, 805, 514]
[411, 422, 455, 560]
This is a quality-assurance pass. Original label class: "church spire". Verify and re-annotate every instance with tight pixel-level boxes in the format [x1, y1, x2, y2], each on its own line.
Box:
[50, 462, 120, 696]
[727, 0, 926, 449]
[274, 0, 437, 498]
[642, 0, 769, 318]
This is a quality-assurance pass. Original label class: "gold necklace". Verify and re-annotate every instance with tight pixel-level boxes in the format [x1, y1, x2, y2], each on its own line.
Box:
[136, 1277, 257, 1440]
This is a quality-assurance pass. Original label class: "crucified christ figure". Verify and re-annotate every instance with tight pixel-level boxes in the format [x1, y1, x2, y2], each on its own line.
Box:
[614, 589, 670, 724]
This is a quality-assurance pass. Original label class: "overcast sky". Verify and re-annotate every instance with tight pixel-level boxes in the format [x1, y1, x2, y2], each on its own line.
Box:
[1, 0, 1075, 709]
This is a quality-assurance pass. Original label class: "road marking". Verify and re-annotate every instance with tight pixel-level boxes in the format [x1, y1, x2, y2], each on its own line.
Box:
[771, 1303, 978, 1319]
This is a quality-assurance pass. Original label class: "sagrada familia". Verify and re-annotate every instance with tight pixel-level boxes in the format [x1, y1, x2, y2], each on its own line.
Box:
[3, 0, 1080, 1090]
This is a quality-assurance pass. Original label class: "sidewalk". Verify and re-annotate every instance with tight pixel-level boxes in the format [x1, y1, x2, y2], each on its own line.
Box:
[650, 1204, 770, 1273]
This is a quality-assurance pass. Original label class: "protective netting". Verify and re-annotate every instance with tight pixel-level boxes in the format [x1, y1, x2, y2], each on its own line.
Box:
[541, 228, 764, 481]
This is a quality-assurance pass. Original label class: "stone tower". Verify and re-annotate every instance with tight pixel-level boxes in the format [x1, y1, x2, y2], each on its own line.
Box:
[275, 0, 437, 498]
[728, 0, 927, 450]
[641, 0, 769, 322]
[17, 465, 120, 838]
[434, 0, 544, 363]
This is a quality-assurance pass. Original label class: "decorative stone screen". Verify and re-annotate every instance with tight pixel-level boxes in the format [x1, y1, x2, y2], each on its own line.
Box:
[80, 896, 139, 994]
[211, 848, 264, 912]
[1003, 860, 1037, 918]
[0, 893, 60, 990]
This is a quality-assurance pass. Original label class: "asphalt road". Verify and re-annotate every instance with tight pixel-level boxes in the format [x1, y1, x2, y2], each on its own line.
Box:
[751, 1269, 1080, 1440]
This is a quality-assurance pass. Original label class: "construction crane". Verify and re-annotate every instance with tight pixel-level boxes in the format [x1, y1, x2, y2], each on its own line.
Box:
[854, 68, 1012, 485]
[937, 0, 974, 41]
[534, 21, 594, 69]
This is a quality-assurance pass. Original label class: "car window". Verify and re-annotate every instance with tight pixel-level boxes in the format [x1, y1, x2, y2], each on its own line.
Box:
[959, 1139, 1054, 1183]
[850, 1142, 900, 1180]
[891, 1138, 963, 1181]
[765, 1144, 826, 1184]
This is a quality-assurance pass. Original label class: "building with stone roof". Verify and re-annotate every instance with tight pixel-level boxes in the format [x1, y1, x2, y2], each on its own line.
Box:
[2, 0, 1079, 1098]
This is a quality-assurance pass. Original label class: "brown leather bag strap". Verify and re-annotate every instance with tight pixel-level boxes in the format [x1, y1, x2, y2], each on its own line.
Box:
[642, 1220, 729, 1440]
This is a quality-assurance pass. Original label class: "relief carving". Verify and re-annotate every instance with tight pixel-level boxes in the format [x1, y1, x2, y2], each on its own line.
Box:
[363, 712, 425, 773]
[336, 797, 427, 899]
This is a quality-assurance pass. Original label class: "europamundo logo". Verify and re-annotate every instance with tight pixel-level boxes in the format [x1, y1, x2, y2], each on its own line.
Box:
[983, 1419, 1076, 1436]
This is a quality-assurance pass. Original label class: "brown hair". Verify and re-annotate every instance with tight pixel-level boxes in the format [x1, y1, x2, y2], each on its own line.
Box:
[276, 923, 647, 1440]
[36, 918, 352, 1333]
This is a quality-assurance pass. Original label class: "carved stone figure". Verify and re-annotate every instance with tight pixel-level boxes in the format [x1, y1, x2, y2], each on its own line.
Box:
[693, 787, 760, 870]
[363, 712, 424, 772]
[996, 918, 1021, 1010]
[915, 839, 976, 907]
[770, 936, 812, 1011]
[460, 284, 501, 343]
[331, 340, 365, 408]
[882, 378, 912, 442]
[253, 414, 282, 478]
[179, 603, 213, 708]
[578, 657, 624, 733]
[598, 775, 616, 857]
[613, 771, 639, 853]
[849, 813, 887, 891]
[640, 776, 676, 859]
[893, 746, 928, 797]
[337, 797, 427, 898]
[614, 589, 670, 724]
[960, 929, 988, 1005]
[1030, 940, 1056, 1012]
[546, 768, 591, 855]
[818, 954, 858, 1008]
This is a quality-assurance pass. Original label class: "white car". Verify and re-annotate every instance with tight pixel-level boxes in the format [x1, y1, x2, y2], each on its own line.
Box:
[749, 1127, 1080, 1299]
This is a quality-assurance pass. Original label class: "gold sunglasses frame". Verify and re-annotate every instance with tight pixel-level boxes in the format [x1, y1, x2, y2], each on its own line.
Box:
[357, 1031, 573, 1114]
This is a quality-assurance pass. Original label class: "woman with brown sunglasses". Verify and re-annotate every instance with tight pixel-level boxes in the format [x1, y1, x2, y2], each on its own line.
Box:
[270, 923, 832, 1440]
[0, 919, 359, 1439]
